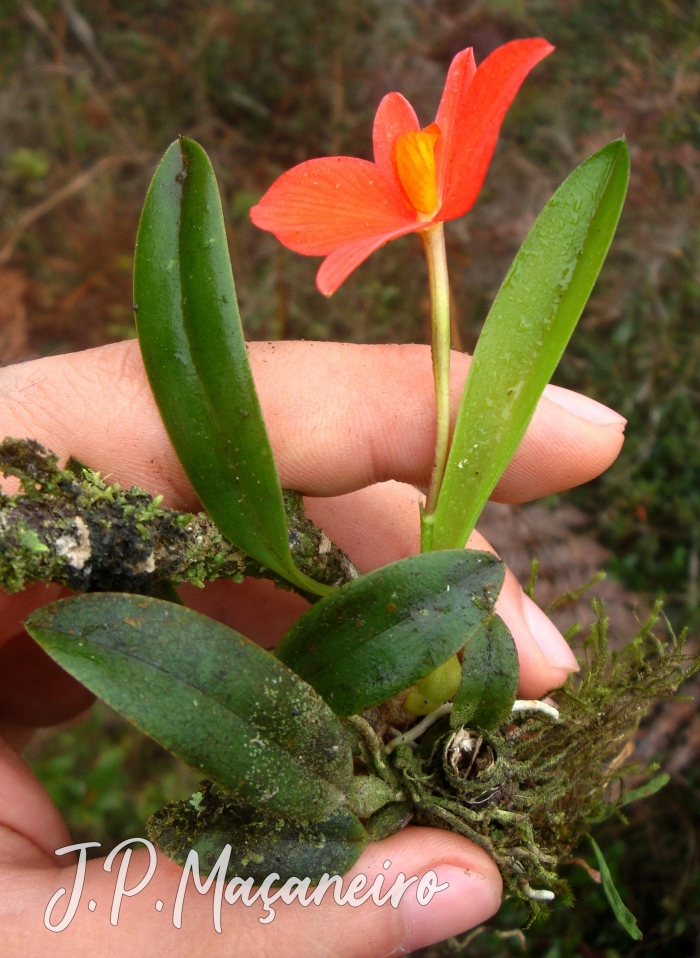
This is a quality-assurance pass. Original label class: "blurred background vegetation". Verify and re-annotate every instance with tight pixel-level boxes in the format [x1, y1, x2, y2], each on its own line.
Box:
[2, 0, 700, 954]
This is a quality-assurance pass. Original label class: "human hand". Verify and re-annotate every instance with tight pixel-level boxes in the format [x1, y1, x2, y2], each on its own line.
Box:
[0, 339, 624, 956]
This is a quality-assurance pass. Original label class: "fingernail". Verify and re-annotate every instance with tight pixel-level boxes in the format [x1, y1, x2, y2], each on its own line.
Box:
[544, 385, 626, 426]
[523, 594, 579, 672]
[398, 864, 501, 954]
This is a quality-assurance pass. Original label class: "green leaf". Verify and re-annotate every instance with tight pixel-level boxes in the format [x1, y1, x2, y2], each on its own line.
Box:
[617, 772, 670, 809]
[148, 789, 367, 885]
[276, 550, 504, 716]
[451, 613, 519, 730]
[25, 593, 352, 821]
[586, 834, 643, 940]
[589, 770, 672, 826]
[133, 137, 330, 597]
[431, 139, 630, 550]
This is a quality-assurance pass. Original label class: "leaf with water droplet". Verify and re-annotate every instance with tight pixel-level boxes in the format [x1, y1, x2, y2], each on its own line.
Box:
[430, 139, 630, 550]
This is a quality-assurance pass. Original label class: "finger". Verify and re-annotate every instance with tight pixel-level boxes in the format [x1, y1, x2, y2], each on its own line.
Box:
[0, 582, 63, 646]
[253, 343, 625, 502]
[0, 584, 95, 732]
[0, 629, 94, 727]
[184, 480, 577, 699]
[0, 340, 624, 509]
[4, 829, 501, 957]
[0, 734, 72, 862]
[0, 724, 501, 957]
[0, 340, 592, 716]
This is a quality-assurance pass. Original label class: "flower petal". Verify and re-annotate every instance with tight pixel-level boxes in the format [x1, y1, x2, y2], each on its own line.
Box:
[316, 222, 423, 296]
[373, 92, 420, 184]
[250, 157, 415, 255]
[436, 38, 554, 222]
[434, 47, 477, 201]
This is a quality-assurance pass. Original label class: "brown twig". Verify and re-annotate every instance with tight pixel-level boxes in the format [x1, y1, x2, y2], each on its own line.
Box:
[58, 0, 122, 87]
[0, 153, 151, 266]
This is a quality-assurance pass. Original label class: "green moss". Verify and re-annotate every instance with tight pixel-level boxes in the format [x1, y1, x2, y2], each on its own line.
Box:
[354, 601, 699, 923]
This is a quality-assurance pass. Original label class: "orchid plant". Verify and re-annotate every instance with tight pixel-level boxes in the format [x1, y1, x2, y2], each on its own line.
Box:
[15, 37, 689, 940]
[251, 38, 554, 551]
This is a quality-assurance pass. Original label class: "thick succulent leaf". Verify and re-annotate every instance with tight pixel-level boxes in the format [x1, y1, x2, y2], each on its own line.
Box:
[25, 593, 351, 821]
[276, 550, 504, 716]
[148, 790, 367, 885]
[587, 835, 643, 940]
[451, 613, 519, 730]
[134, 137, 330, 597]
[430, 139, 630, 550]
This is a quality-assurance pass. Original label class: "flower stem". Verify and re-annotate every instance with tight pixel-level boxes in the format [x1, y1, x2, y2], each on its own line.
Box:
[420, 222, 451, 552]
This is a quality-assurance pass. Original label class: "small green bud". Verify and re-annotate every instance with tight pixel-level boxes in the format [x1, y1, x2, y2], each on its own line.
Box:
[405, 654, 461, 715]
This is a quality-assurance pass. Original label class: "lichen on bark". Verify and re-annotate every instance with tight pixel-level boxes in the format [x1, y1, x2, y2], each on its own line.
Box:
[0, 437, 357, 597]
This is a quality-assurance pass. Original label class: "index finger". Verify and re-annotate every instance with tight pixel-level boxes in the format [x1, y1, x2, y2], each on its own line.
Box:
[0, 339, 624, 508]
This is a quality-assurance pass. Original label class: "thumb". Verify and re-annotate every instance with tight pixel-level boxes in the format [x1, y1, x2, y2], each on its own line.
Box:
[19, 827, 501, 956]
[329, 827, 503, 956]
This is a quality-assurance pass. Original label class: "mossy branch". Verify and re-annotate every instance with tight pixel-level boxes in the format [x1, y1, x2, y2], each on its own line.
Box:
[0, 438, 358, 598]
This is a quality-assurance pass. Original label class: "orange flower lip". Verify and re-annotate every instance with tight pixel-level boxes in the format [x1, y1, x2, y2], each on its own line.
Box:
[393, 122, 442, 219]
[250, 38, 554, 296]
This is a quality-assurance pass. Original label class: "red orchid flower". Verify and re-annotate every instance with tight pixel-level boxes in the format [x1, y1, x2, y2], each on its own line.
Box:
[250, 38, 553, 296]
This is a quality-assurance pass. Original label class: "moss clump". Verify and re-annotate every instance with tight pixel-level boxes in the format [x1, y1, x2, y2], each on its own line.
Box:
[352, 601, 699, 923]
[147, 779, 367, 885]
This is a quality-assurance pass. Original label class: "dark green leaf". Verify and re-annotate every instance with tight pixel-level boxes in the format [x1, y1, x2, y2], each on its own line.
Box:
[148, 789, 367, 885]
[25, 593, 351, 820]
[133, 137, 330, 597]
[587, 834, 643, 940]
[451, 613, 519, 730]
[276, 550, 504, 716]
[431, 140, 630, 550]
